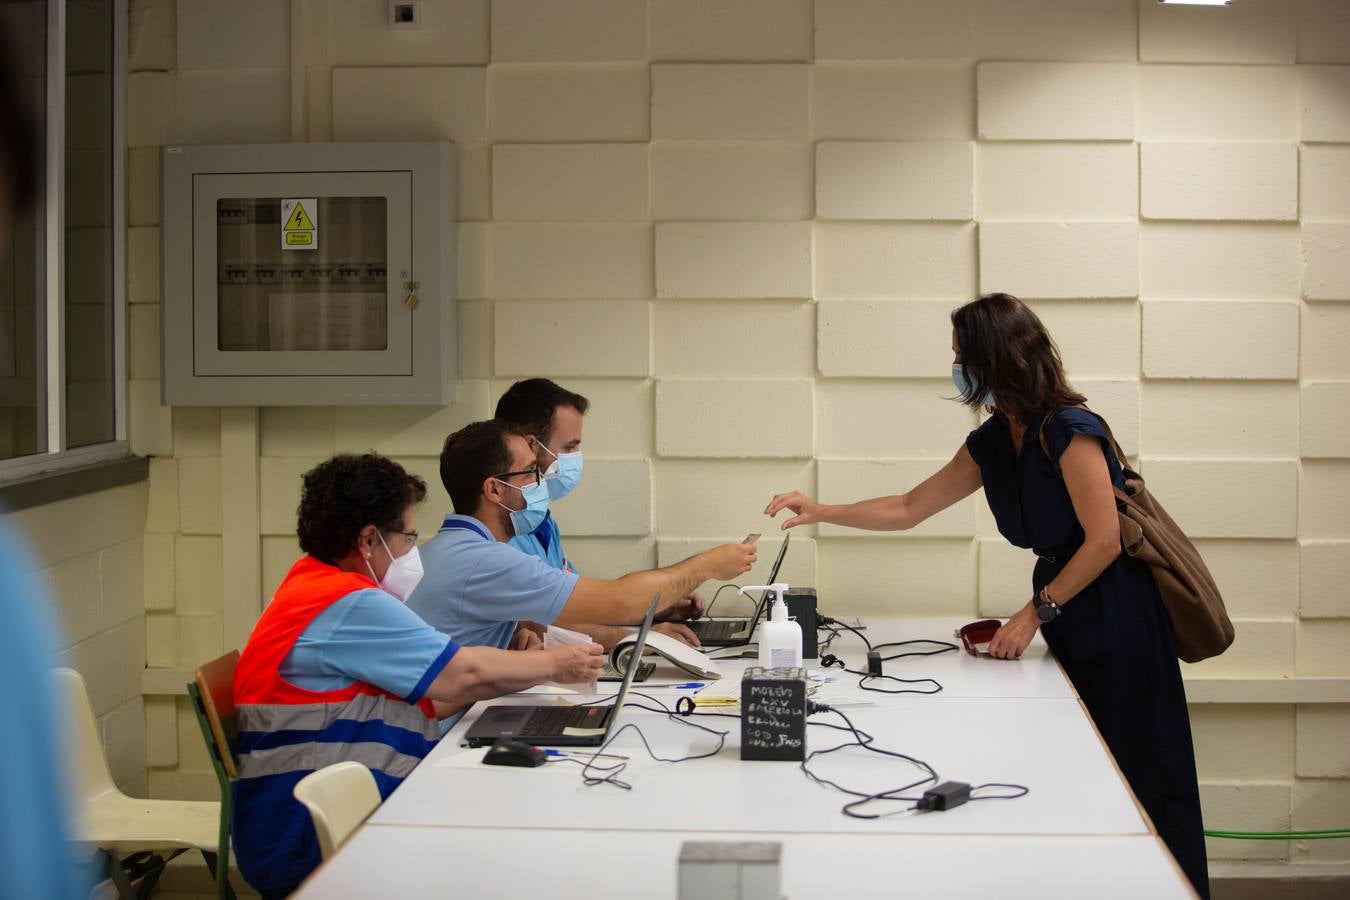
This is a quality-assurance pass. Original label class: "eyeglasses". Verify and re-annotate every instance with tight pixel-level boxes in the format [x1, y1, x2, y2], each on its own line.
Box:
[386, 528, 419, 547]
[494, 465, 542, 487]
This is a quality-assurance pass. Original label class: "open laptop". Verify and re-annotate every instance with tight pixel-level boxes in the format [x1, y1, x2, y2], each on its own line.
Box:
[688, 533, 791, 646]
[462, 597, 658, 748]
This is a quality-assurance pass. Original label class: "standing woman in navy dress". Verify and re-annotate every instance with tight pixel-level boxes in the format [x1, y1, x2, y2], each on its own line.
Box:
[764, 293, 1209, 899]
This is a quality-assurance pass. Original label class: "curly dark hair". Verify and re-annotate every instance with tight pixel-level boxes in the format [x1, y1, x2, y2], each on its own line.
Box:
[296, 454, 427, 565]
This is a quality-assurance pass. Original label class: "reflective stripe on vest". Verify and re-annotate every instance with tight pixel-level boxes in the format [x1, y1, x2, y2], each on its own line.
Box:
[238, 738, 426, 781]
[235, 690, 441, 781]
[235, 691, 437, 736]
[233, 556, 440, 785]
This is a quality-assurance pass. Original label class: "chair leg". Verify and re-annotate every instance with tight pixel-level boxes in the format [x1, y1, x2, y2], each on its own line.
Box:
[215, 779, 237, 900]
[101, 848, 194, 900]
[202, 848, 238, 900]
[102, 850, 138, 900]
[134, 855, 169, 900]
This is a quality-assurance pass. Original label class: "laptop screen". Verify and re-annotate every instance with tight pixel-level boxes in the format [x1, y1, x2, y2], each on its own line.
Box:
[744, 531, 791, 637]
[607, 595, 659, 725]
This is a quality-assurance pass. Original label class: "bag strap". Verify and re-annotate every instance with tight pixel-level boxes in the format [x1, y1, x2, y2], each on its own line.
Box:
[1036, 407, 1131, 476]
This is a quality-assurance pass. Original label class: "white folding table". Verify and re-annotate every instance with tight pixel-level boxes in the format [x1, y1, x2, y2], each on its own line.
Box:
[294, 617, 1196, 899]
[298, 828, 1194, 899]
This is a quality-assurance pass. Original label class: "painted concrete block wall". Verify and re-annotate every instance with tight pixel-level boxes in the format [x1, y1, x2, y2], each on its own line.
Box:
[121, 0, 1350, 870]
[8, 485, 150, 796]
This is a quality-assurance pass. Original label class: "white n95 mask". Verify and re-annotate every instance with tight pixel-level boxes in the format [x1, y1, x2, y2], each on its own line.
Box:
[373, 534, 424, 602]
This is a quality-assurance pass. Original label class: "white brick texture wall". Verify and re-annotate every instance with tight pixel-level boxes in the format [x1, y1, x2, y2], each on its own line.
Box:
[112, 0, 1350, 857]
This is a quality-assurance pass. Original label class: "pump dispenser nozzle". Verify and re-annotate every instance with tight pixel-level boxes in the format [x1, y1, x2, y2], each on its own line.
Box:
[738, 583, 790, 618]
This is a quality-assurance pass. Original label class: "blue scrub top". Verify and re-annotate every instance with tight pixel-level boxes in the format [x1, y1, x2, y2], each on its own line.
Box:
[508, 510, 578, 573]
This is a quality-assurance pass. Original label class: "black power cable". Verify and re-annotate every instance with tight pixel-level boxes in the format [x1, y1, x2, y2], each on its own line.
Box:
[802, 704, 1029, 819]
[554, 689, 730, 790]
[818, 653, 945, 695]
[816, 616, 958, 695]
[554, 690, 1030, 820]
[700, 583, 744, 618]
[800, 705, 940, 819]
[871, 638, 960, 661]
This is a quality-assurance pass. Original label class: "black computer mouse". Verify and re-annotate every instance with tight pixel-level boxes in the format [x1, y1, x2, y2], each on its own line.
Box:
[482, 738, 548, 768]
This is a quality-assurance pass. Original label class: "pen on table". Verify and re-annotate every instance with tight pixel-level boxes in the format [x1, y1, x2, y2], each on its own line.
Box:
[671, 682, 706, 689]
[543, 748, 628, 761]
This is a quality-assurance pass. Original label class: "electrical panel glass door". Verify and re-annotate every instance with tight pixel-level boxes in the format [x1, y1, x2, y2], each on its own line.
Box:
[192, 171, 412, 377]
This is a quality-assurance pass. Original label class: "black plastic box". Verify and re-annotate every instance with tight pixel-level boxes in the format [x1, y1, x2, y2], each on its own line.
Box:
[740, 667, 808, 761]
[783, 587, 818, 659]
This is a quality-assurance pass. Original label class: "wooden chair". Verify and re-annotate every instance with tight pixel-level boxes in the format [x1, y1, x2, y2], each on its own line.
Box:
[187, 650, 241, 899]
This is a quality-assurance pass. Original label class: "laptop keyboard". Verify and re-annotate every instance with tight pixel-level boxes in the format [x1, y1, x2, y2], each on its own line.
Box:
[521, 704, 609, 736]
[691, 619, 748, 641]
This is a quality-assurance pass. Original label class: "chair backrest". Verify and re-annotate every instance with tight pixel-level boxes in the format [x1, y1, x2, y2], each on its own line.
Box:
[53, 667, 118, 802]
[292, 762, 381, 860]
[193, 651, 240, 780]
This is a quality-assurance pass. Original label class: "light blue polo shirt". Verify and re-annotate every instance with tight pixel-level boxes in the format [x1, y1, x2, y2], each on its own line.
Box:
[279, 586, 458, 701]
[407, 514, 580, 649]
[508, 510, 579, 573]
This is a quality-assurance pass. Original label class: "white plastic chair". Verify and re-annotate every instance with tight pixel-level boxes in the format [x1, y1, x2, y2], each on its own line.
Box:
[56, 667, 223, 898]
[292, 761, 381, 860]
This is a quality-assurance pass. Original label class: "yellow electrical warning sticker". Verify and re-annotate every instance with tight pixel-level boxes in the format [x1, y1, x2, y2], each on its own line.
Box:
[280, 198, 318, 251]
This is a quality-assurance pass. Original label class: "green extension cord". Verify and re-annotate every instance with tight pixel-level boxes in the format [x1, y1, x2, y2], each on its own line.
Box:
[1205, 828, 1350, 841]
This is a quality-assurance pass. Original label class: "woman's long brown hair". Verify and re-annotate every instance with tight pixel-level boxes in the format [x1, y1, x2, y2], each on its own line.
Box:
[950, 293, 1085, 427]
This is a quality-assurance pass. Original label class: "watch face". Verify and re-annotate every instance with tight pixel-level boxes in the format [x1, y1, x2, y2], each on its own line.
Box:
[1036, 604, 1056, 622]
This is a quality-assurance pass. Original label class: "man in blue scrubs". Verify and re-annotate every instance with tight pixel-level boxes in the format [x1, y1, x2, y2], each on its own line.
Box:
[495, 379, 586, 573]
[407, 420, 757, 651]
[494, 378, 703, 648]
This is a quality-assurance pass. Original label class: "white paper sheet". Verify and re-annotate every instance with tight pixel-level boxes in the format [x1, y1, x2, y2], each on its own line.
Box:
[541, 625, 599, 695]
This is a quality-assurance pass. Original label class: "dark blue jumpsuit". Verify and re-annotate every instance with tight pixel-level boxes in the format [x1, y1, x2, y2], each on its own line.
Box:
[966, 408, 1209, 899]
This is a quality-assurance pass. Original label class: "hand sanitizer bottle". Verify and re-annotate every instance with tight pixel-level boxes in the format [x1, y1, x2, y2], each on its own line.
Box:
[740, 583, 802, 669]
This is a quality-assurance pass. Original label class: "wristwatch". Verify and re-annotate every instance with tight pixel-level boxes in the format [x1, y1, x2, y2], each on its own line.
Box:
[1033, 586, 1060, 623]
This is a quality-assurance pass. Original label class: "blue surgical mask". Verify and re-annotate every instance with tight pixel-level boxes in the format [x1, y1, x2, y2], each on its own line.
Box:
[540, 444, 584, 501]
[952, 363, 993, 407]
[495, 477, 551, 537]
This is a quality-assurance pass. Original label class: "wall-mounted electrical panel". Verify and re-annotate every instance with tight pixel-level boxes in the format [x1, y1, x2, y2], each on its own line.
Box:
[161, 141, 454, 405]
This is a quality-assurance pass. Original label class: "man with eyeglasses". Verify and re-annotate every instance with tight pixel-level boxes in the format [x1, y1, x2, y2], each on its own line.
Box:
[407, 420, 757, 653]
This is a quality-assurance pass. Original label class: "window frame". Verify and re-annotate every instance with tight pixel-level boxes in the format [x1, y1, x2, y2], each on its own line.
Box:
[0, 0, 129, 484]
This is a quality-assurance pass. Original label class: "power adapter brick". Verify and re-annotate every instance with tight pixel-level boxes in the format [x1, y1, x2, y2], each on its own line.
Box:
[917, 781, 971, 812]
